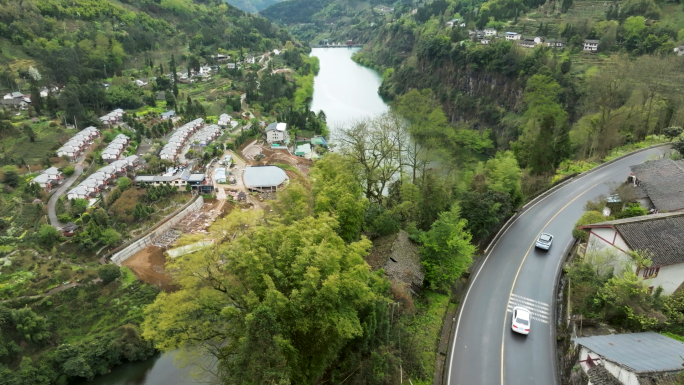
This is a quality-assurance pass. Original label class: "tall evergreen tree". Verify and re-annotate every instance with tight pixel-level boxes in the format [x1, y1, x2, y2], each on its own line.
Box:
[529, 114, 557, 175]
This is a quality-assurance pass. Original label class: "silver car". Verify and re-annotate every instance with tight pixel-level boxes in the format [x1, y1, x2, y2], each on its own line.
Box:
[535, 233, 553, 250]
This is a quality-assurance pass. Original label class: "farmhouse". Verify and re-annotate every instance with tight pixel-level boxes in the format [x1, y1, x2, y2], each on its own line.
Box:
[265, 122, 289, 144]
[580, 211, 684, 294]
[573, 332, 684, 385]
[629, 158, 684, 213]
[583, 39, 599, 51]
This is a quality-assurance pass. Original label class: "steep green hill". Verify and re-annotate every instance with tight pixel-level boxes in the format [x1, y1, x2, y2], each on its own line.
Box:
[260, 0, 335, 24]
[0, 0, 290, 86]
[227, 0, 284, 13]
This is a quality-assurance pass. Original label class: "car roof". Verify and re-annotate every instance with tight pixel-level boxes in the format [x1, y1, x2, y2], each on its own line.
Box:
[513, 307, 530, 319]
[539, 233, 553, 241]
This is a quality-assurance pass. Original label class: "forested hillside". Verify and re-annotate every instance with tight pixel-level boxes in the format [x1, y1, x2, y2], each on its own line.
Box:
[301, 0, 684, 184]
[0, 0, 288, 87]
[227, 0, 284, 13]
[0, 0, 314, 383]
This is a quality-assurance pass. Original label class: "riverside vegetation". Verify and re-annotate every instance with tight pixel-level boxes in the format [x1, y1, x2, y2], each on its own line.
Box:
[2, 0, 684, 384]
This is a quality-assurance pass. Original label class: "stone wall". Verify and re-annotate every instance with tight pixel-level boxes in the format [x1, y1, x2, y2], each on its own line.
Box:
[110, 196, 204, 265]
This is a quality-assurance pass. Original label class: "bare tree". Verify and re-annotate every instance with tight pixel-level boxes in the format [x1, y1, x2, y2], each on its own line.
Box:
[334, 113, 406, 203]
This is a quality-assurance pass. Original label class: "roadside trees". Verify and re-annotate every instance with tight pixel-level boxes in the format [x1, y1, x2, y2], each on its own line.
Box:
[420, 204, 476, 291]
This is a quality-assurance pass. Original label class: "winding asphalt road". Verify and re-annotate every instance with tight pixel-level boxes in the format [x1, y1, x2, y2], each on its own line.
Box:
[447, 146, 667, 385]
[47, 157, 85, 228]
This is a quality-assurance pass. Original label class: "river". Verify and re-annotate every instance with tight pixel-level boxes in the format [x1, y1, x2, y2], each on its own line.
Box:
[309, 47, 389, 131]
[76, 47, 389, 385]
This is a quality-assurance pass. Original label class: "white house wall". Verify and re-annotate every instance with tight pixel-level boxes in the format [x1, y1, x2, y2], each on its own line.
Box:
[587, 227, 684, 294]
[586, 230, 632, 274]
[642, 264, 684, 294]
[579, 347, 639, 385]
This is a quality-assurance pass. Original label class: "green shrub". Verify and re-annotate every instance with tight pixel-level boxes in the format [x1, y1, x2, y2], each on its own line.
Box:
[62, 165, 75, 176]
[98, 264, 121, 284]
[572, 211, 606, 241]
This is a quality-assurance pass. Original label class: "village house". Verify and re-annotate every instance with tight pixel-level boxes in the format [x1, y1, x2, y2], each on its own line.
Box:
[519, 37, 542, 48]
[265, 122, 289, 144]
[484, 28, 497, 36]
[628, 158, 684, 213]
[573, 332, 684, 385]
[545, 39, 566, 49]
[218, 113, 231, 128]
[505, 32, 521, 40]
[66, 186, 89, 200]
[32, 167, 64, 189]
[583, 39, 599, 51]
[481, 39, 491, 45]
[31, 173, 53, 189]
[56, 145, 79, 160]
[125, 155, 140, 168]
[0, 98, 28, 109]
[215, 53, 230, 61]
[3, 92, 23, 99]
[161, 110, 175, 120]
[580, 211, 684, 294]
[43, 167, 63, 181]
[134, 168, 191, 187]
[99, 109, 125, 127]
[61, 222, 79, 237]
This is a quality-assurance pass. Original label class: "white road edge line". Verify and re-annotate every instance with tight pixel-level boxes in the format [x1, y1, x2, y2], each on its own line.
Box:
[446, 146, 664, 385]
[446, 170, 597, 385]
[500, 179, 603, 385]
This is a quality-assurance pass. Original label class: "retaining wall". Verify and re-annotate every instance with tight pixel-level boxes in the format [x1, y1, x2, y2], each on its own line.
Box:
[111, 196, 204, 265]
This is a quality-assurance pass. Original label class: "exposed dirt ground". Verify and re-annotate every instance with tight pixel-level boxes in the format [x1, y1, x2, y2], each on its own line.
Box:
[239, 139, 313, 175]
[123, 246, 177, 292]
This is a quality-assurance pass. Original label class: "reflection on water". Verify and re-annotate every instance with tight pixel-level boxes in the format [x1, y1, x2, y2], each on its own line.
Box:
[309, 47, 389, 131]
[71, 351, 207, 385]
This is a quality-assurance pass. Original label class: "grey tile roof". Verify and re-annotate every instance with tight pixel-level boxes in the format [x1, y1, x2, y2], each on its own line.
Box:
[573, 332, 684, 373]
[631, 159, 684, 212]
[588, 212, 684, 266]
[587, 366, 622, 385]
[638, 373, 683, 385]
[383, 230, 424, 293]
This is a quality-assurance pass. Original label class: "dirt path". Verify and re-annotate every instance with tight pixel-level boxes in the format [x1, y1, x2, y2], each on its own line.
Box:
[0, 279, 101, 303]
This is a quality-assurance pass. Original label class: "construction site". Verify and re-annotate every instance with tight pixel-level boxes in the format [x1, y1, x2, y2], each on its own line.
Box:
[122, 139, 312, 291]
[239, 139, 313, 175]
[123, 198, 236, 290]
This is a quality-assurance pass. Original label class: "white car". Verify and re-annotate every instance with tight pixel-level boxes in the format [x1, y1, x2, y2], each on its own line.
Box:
[511, 306, 531, 335]
[535, 233, 553, 250]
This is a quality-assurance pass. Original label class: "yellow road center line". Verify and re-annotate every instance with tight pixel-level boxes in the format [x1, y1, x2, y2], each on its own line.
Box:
[500, 179, 604, 385]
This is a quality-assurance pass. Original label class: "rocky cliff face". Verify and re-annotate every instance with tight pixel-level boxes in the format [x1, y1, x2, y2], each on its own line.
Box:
[360, 29, 526, 129]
